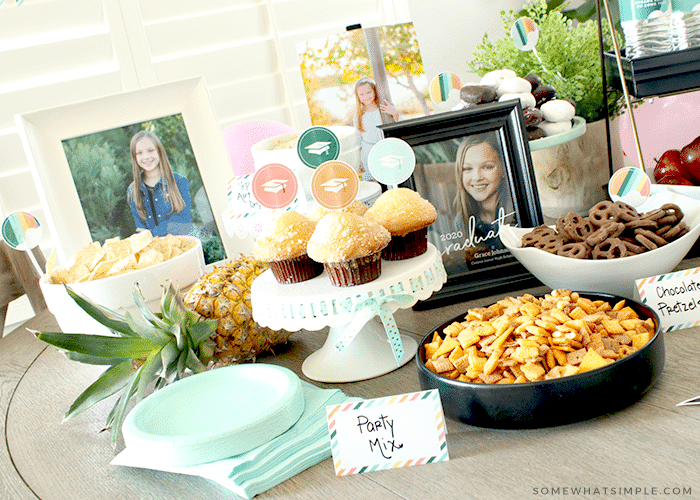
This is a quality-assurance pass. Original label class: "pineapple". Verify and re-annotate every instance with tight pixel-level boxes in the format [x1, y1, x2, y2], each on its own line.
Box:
[183, 256, 293, 365]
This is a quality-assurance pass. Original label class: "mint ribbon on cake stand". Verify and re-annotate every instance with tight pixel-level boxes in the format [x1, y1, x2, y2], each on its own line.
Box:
[335, 293, 415, 365]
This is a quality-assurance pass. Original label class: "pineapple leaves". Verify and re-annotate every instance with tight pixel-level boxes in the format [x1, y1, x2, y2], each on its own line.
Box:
[65, 286, 135, 337]
[36, 332, 161, 359]
[176, 346, 188, 379]
[108, 370, 142, 447]
[124, 309, 171, 346]
[160, 281, 186, 325]
[132, 284, 172, 331]
[136, 350, 163, 403]
[188, 318, 218, 347]
[45, 343, 125, 366]
[64, 360, 136, 422]
[35, 281, 220, 447]
[160, 338, 180, 375]
[186, 348, 207, 374]
[170, 321, 185, 350]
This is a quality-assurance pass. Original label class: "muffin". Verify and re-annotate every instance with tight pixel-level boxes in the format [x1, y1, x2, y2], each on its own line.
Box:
[306, 200, 369, 222]
[307, 212, 391, 287]
[364, 188, 437, 260]
[253, 211, 323, 284]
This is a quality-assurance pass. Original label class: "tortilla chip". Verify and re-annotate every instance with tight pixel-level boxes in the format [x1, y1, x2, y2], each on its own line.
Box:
[78, 242, 106, 272]
[70, 264, 92, 283]
[136, 246, 165, 269]
[107, 254, 138, 276]
[88, 258, 118, 281]
[129, 230, 153, 254]
[103, 238, 133, 262]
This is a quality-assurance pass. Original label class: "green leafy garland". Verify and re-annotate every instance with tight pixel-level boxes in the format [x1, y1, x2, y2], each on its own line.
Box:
[469, 0, 624, 123]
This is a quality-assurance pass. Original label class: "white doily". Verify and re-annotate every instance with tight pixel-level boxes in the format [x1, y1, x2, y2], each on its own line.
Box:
[251, 244, 445, 332]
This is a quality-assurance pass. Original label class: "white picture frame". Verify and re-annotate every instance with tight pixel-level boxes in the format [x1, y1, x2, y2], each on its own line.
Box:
[16, 77, 243, 264]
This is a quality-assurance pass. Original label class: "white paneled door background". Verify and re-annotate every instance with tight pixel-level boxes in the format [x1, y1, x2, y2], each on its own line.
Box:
[0, 0, 411, 248]
[0, 0, 410, 330]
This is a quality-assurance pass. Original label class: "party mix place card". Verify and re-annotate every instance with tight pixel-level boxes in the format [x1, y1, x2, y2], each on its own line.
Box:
[635, 266, 700, 331]
[326, 390, 448, 476]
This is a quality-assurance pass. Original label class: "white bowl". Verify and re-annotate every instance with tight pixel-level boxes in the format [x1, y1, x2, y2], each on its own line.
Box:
[39, 236, 205, 336]
[649, 180, 700, 201]
[500, 191, 700, 299]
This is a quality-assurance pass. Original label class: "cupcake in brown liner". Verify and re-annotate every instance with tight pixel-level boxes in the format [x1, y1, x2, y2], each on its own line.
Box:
[364, 187, 437, 260]
[306, 200, 368, 222]
[307, 212, 390, 287]
[253, 211, 323, 284]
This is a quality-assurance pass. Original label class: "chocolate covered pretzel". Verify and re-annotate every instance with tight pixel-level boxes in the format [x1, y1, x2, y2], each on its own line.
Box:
[520, 200, 690, 261]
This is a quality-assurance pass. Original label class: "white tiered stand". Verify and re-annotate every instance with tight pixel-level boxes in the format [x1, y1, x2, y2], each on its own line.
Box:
[251, 243, 446, 383]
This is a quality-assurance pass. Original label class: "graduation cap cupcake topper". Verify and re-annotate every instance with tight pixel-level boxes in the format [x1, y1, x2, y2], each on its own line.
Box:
[367, 137, 416, 187]
[251, 163, 300, 209]
[310, 160, 359, 210]
[296, 126, 341, 168]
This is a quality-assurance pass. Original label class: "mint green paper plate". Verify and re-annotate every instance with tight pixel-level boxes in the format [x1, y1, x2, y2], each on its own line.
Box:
[122, 364, 305, 466]
[528, 116, 586, 152]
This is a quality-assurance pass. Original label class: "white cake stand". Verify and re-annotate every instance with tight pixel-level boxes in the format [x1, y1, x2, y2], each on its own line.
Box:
[250, 243, 446, 383]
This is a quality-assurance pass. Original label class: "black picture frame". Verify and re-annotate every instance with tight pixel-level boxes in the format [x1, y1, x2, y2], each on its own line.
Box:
[379, 100, 544, 307]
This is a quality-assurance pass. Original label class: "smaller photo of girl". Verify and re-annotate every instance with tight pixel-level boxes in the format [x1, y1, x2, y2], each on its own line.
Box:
[353, 77, 399, 180]
[297, 22, 431, 181]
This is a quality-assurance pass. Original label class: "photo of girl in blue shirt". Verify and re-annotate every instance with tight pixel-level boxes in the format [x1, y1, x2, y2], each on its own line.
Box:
[126, 130, 193, 237]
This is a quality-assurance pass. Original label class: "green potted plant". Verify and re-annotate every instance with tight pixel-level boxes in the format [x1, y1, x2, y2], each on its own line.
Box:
[468, 0, 624, 124]
[467, 0, 627, 223]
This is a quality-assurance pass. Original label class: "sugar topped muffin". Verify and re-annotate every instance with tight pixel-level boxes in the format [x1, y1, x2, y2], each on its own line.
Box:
[307, 211, 390, 286]
[364, 187, 437, 260]
[253, 211, 323, 284]
[306, 200, 369, 222]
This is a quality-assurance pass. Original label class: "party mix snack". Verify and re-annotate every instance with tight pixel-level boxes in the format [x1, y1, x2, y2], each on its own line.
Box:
[422, 289, 655, 384]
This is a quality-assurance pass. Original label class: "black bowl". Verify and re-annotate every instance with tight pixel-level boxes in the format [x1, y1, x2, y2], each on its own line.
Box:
[415, 292, 664, 429]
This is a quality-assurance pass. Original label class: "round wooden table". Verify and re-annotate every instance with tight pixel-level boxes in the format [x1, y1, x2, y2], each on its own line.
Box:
[2, 279, 700, 499]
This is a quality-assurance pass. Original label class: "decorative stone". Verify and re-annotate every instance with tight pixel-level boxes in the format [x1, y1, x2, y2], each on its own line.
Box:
[496, 77, 532, 97]
[540, 99, 576, 123]
[523, 107, 544, 128]
[532, 84, 556, 106]
[460, 84, 497, 105]
[479, 68, 517, 89]
[499, 92, 536, 109]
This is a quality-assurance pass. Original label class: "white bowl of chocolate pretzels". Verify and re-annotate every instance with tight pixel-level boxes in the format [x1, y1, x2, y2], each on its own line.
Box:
[500, 191, 700, 299]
